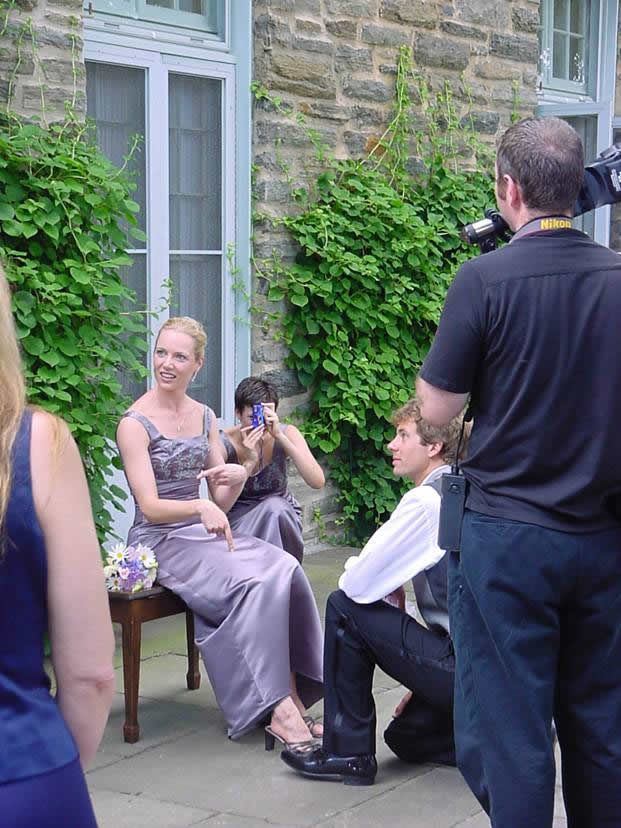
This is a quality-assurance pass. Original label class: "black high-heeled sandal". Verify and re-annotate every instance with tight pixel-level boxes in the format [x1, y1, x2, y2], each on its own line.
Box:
[264, 726, 318, 752]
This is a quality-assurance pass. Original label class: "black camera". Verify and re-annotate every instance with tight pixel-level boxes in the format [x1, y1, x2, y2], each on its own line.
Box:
[462, 142, 621, 253]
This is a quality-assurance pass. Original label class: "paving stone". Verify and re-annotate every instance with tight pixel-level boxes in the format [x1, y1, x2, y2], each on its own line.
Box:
[89, 726, 426, 826]
[192, 818, 299, 828]
[314, 767, 480, 828]
[90, 547, 567, 827]
[91, 790, 214, 828]
[97, 695, 217, 759]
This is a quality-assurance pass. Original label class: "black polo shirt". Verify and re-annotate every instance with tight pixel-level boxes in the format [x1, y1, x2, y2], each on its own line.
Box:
[420, 228, 621, 532]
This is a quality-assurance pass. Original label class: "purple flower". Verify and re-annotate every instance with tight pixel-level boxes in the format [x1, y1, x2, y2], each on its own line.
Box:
[126, 546, 140, 562]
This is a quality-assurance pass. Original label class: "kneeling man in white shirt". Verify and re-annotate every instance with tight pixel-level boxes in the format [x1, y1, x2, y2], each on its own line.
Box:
[281, 397, 469, 786]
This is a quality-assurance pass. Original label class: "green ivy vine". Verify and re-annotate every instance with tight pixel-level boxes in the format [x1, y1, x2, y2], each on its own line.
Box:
[260, 48, 496, 542]
[0, 116, 147, 543]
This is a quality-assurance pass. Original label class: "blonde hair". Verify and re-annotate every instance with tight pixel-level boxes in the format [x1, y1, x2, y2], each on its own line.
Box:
[0, 263, 26, 538]
[156, 317, 207, 362]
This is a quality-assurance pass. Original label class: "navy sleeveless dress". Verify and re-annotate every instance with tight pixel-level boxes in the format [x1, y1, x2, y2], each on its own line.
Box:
[0, 410, 98, 827]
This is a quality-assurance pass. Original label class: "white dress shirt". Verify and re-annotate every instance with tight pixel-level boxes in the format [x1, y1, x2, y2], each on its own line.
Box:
[338, 464, 450, 604]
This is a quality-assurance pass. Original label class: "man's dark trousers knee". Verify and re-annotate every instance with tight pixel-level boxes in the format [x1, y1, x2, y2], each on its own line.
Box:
[322, 589, 455, 763]
[449, 510, 621, 827]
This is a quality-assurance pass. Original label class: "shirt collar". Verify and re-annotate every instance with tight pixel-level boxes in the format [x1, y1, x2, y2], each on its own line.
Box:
[419, 464, 451, 487]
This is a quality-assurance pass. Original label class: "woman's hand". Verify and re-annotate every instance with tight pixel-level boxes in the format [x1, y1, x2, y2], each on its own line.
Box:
[239, 424, 264, 474]
[197, 499, 235, 552]
[240, 423, 264, 458]
[198, 463, 248, 488]
[263, 402, 281, 439]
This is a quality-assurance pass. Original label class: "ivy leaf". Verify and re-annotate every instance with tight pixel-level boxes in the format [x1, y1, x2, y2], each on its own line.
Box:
[39, 350, 61, 367]
[322, 359, 339, 375]
[290, 336, 309, 358]
[5, 183, 26, 201]
[0, 203, 15, 220]
[22, 336, 44, 355]
[13, 291, 36, 313]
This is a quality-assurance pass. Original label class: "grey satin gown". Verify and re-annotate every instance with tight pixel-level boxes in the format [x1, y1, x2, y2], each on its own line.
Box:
[220, 428, 304, 563]
[122, 408, 323, 739]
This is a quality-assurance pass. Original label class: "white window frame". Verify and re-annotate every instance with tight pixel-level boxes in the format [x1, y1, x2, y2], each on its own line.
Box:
[537, 0, 619, 246]
[84, 39, 237, 418]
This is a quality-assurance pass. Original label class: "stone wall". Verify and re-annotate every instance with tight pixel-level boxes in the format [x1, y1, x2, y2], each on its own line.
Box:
[250, 0, 540, 534]
[251, 0, 539, 393]
[0, 0, 84, 121]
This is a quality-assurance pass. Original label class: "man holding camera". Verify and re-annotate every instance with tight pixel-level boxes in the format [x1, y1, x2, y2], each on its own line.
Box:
[280, 398, 467, 785]
[417, 116, 621, 827]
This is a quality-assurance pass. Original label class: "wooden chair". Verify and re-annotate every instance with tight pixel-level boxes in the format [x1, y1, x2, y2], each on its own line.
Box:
[108, 586, 201, 743]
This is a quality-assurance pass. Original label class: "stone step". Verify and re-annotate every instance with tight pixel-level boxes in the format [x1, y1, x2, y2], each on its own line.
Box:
[303, 511, 348, 555]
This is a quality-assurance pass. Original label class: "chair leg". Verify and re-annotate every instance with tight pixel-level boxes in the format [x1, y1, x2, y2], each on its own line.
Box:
[121, 616, 142, 743]
[185, 609, 201, 690]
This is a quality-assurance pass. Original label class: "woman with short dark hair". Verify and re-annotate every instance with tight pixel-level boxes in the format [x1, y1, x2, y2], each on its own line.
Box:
[221, 376, 325, 563]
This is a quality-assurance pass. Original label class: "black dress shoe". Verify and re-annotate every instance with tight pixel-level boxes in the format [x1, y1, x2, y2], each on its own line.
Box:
[280, 746, 377, 786]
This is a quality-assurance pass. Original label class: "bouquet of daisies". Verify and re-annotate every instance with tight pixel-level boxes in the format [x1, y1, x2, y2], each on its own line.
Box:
[104, 542, 158, 592]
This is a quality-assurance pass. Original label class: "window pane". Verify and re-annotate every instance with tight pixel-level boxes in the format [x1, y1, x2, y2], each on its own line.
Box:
[169, 74, 222, 251]
[169, 255, 222, 414]
[570, 0, 585, 33]
[564, 115, 597, 238]
[86, 63, 147, 235]
[86, 63, 149, 401]
[179, 0, 203, 13]
[554, 0, 569, 29]
[611, 129, 621, 254]
[553, 32, 569, 78]
[88, 0, 221, 34]
[569, 36, 585, 83]
[136, 0, 218, 34]
[120, 254, 148, 400]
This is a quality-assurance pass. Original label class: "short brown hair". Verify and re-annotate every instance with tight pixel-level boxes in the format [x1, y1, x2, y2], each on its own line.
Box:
[391, 397, 470, 464]
[496, 117, 583, 214]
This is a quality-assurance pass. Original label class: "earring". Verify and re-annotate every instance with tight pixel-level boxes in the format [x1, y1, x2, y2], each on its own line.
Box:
[192, 371, 199, 383]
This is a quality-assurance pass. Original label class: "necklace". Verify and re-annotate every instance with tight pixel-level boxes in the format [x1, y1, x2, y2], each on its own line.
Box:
[174, 406, 188, 433]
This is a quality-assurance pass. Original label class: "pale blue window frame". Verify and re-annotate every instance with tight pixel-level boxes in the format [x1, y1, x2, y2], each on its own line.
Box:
[539, 0, 600, 97]
[83, 3, 251, 541]
[84, 0, 227, 41]
[83, 0, 252, 416]
[537, 0, 619, 245]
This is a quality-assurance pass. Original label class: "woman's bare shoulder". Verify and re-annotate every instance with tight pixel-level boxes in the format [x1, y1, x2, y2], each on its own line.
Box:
[31, 407, 70, 451]
[126, 391, 153, 415]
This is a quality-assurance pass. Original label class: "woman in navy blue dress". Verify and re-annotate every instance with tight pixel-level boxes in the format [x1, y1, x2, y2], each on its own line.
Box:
[0, 265, 115, 826]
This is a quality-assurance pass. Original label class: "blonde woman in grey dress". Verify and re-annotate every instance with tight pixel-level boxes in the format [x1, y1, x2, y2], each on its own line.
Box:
[116, 317, 323, 744]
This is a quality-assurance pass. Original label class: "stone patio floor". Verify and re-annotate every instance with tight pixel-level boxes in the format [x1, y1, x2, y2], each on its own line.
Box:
[88, 545, 568, 828]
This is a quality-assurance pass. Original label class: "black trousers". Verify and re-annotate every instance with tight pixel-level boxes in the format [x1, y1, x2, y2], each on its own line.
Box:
[322, 589, 456, 764]
[450, 511, 621, 827]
